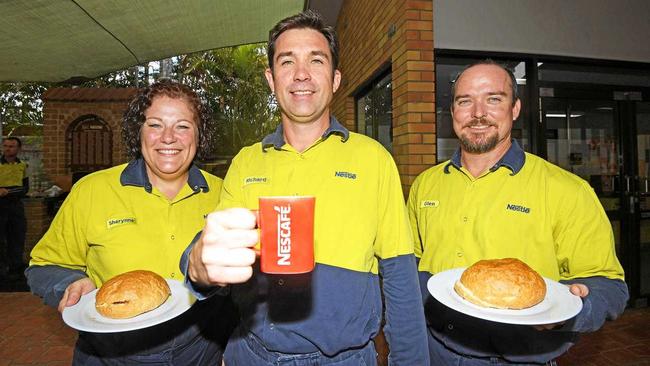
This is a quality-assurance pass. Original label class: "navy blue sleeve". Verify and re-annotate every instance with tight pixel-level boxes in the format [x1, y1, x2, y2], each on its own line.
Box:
[379, 254, 430, 365]
[25, 265, 87, 308]
[21, 176, 29, 197]
[559, 276, 628, 333]
[179, 231, 229, 300]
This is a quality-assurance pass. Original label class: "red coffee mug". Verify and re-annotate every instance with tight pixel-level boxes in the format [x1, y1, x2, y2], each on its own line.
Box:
[257, 196, 315, 274]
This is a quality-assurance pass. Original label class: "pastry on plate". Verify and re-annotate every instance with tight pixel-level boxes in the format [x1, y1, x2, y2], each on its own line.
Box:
[95, 270, 171, 319]
[454, 258, 546, 310]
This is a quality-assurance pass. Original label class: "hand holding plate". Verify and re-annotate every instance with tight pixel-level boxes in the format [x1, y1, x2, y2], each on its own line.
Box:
[533, 283, 588, 330]
[58, 277, 96, 313]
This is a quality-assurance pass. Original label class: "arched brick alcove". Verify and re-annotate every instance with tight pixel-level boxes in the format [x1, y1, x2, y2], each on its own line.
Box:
[42, 88, 138, 186]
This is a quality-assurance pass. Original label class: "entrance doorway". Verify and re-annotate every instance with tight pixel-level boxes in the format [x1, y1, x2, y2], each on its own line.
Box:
[540, 89, 650, 305]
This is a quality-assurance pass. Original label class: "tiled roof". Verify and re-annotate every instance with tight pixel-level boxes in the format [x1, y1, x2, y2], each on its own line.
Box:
[43, 88, 139, 102]
[5, 124, 41, 136]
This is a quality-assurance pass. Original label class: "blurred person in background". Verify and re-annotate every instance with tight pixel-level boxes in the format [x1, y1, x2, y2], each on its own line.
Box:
[0, 136, 28, 277]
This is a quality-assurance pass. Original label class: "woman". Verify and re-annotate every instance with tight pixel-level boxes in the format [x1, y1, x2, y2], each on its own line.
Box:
[26, 80, 234, 365]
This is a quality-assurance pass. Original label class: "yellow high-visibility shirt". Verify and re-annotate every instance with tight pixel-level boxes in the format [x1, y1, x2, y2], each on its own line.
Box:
[0, 158, 27, 187]
[29, 159, 222, 286]
[219, 120, 413, 273]
[215, 117, 424, 359]
[408, 141, 624, 281]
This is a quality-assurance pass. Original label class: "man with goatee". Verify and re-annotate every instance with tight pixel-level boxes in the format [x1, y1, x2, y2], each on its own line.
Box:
[408, 60, 628, 365]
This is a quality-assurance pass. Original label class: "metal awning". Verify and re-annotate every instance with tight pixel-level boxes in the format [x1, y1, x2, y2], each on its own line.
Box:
[0, 0, 305, 82]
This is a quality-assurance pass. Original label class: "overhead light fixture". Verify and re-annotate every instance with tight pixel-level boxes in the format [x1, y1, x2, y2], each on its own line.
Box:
[545, 113, 584, 118]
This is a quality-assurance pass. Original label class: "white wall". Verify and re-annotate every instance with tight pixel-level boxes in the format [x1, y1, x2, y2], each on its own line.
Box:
[434, 0, 650, 62]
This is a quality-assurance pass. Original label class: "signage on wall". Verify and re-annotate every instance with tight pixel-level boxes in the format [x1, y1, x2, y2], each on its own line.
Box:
[613, 91, 642, 101]
[539, 87, 554, 97]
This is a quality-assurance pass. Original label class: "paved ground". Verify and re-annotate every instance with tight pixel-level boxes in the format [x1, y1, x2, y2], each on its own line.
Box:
[0, 292, 75, 366]
[557, 305, 650, 366]
[0, 289, 648, 365]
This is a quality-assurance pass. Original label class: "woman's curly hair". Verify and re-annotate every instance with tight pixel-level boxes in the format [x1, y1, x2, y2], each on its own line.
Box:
[122, 79, 214, 161]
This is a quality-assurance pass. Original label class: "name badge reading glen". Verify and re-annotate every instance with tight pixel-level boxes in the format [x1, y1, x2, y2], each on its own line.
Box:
[421, 200, 439, 208]
[106, 217, 137, 229]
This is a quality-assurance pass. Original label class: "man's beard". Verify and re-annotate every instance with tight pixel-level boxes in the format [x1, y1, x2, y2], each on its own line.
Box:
[458, 118, 499, 154]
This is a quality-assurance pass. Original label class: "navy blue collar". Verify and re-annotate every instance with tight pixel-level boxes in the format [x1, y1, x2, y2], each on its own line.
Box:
[445, 139, 526, 175]
[261, 116, 350, 151]
[1, 156, 21, 164]
[120, 158, 209, 193]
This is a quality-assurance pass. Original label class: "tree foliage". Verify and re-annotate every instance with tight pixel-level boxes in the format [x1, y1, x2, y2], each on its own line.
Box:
[0, 82, 49, 135]
[179, 44, 280, 157]
[1, 43, 279, 158]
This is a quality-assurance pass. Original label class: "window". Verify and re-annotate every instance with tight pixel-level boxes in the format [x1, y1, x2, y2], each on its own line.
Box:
[356, 71, 392, 152]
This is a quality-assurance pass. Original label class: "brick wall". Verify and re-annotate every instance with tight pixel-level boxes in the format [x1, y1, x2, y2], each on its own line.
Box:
[42, 88, 137, 182]
[21, 88, 137, 259]
[22, 198, 50, 263]
[332, 0, 435, 194]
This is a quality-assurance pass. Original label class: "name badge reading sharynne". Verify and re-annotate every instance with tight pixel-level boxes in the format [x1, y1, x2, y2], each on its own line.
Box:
[420, 200, 439, 208]
[106, 217, 137, 229]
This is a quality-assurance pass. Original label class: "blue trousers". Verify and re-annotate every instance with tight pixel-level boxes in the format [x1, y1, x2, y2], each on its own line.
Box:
[428, 333, 558, 366]
[0, 199, 26, 269]
[224, 331, 378, 366]
[72, 294, 236, 365]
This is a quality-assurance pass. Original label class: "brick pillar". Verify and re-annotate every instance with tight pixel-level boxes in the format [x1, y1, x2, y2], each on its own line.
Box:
[332, 0, 435, 195]
[392, 0, 435, 192]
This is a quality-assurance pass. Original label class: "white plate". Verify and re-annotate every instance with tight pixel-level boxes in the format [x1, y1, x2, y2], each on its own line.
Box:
[62, 279, 196, 333]
[427, 268, 583, 325]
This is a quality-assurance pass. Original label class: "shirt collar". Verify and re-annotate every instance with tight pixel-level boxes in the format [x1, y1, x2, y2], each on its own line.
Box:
[1, 156, 21, 164]
[445, 139, 526, 175]
[120, 158, 209, 193]
[261, 115, 350, 151]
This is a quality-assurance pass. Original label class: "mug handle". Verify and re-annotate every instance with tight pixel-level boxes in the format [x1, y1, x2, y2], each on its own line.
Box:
[251, 209, 261, 256]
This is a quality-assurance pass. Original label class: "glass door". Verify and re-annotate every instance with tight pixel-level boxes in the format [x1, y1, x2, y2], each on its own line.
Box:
[542, 94, 650, 305]
[541, 97, 623, 252]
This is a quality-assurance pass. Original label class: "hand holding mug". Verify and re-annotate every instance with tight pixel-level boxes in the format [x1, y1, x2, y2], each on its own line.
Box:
[188, 208, 259, 287]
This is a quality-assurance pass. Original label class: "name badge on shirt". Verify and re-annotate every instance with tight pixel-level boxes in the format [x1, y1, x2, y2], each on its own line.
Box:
[421, 200, 439, 208]
[243, 176, 269, 186]
[106, 216, 137, 229]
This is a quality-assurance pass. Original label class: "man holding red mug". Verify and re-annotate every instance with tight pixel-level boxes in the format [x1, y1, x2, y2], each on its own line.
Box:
[181, 10, 428, 366]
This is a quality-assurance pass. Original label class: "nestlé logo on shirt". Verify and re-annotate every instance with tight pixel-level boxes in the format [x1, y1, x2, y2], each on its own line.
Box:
[506, 203, 531, 214]
[334, 171, 357, 179]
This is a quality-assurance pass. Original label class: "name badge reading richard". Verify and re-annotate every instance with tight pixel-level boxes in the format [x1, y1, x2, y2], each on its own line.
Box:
[244, 176, 269, 186]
